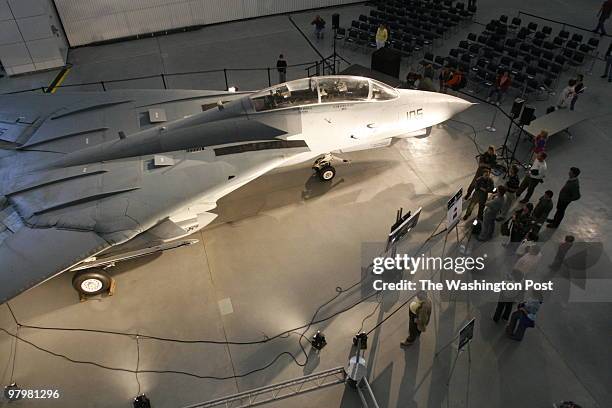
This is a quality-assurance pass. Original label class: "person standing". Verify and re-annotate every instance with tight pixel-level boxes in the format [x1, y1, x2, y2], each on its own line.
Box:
[276, 54, 287, 84]
[557, 79, 576, 109]
[508, 203, 534, 243]
[375, 23, 389, 49]
[499, 164, 520, 221]
[532, 190, 554, 232]
[513, 244, 542, 278]
[478, 185, 506, 241]
[549, 235, 575, 270]
[464, 168, 494, 220]
[517, 152, 547, 204]
[533, 130, 548, 157]
[493, 270, 524, 322]
[465, 145, 497, 200]
[439, 66, 452, 93]
[601, 42, 612, 82]
[506, 297, 542, 341]
[548, 167, 581, 228]
[570, 75, 585, 111]
[401, 291, 432, 347]
[487, 70, 512, 106]
[311, 15, 326, 40]
[594, 0, 612, 36]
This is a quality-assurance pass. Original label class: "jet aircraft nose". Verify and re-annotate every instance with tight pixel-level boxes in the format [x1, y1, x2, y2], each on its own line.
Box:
[397, 89, 474, 125]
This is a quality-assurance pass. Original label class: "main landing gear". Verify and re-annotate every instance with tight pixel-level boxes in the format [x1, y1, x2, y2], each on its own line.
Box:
[312, 153, 348, 182]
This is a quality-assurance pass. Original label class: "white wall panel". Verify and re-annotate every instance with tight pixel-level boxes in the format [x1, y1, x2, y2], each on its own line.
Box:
[0, 0, 68, 76]
[54, 0, 363, 46]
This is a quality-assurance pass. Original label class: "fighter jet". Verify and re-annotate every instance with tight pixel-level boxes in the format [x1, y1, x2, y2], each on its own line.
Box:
[0, 76, 471, 302]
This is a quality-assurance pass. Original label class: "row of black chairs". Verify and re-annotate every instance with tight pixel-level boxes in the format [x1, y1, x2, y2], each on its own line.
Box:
[342, 0, 474, 57]
[435, 15, 601, 100]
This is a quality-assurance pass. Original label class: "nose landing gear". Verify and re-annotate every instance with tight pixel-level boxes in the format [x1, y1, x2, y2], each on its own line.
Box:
[312, 153, 348, 182]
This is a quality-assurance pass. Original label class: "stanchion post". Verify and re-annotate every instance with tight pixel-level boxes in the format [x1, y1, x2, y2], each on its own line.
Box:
[161, 73, 167, 89]
[267, 67, 271, 87]
[223, 68, 229, 90]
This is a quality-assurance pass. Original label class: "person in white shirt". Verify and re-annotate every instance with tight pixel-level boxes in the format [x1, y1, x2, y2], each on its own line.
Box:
[557, 79, 576, 109]
[513, 245, 542, 278]
[517, 152, 547, 204]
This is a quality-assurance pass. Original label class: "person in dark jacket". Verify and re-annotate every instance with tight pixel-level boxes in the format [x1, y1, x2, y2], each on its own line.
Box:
[510, 203, 534, 242]
[479, 185, 506, 241]
[276, 54, 287, 83]
[465, 145, 497, 199]
[548, 168, 581, 228]
[311, 15, 326, 39]
[532, 190, 554, 232]
[594, 0, 612, 36]
[487, 70, 512, 106]
[499, 164, 520, 220]
[464, 168, 494, 220]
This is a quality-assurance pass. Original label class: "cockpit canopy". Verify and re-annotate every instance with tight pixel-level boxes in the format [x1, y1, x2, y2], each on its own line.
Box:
[250, 76, 399, 112]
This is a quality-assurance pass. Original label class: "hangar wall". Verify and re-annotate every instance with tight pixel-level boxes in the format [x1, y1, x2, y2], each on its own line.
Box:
[0, 0, 69, 76]
[54, 0, 362, 47]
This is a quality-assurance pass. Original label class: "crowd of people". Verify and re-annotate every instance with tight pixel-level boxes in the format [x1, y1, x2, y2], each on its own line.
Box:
[457, 129, 583, 342]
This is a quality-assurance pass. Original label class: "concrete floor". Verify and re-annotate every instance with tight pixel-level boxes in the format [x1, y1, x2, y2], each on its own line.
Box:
[1, 0, 612, 407]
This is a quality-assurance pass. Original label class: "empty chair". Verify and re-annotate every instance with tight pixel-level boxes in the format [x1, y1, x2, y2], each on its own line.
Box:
[527, 22, 538, 33]
[553, 37, 564, 48]
[359, 14, 368, 22]
[534, 31, 546, 40]
[532, 38, 544, 48]
[543, 41, 555, 51]
[335, 27, 346, 40]
[459, 40, 469, 52]
[558, 30, 570, 40]
[571, 33, 583, 43]
[467, 32, 477, 42]
[460, 52, 472, 66]
[420, 52, 435, 66]
[566, 40, 579, 51]
[542, 26, 553, 36]
[499, 15, 508, 24]
[499, 56, 512, 69]
[554, 54, 566, 67]
[434, 55, 446, 67]
[510, 17, 521, 30]
[507, 49, 519, 59]
[511, 60, 524, 75]
[569, 53, 585, 67]
[351, 20, 360, 30]
[525, 66, 537, 79]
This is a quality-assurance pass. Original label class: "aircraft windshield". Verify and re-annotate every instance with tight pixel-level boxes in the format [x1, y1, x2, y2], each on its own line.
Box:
[250, 77, 397, 112]
[371, 80, 398, 100]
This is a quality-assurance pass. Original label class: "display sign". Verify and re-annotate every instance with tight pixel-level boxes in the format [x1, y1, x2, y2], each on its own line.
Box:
[386, 207, 422, 250]
[458, 318, 475, 351]
[447, 188, 463, 230]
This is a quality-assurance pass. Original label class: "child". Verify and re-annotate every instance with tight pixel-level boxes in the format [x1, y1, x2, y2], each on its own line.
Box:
[557, 79, 576, 109]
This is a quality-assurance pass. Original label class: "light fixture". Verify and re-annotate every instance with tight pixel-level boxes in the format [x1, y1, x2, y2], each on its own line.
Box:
[133, 394, 151, 408]
[311, 330, 327, 350]
[227, 86, 237, 92]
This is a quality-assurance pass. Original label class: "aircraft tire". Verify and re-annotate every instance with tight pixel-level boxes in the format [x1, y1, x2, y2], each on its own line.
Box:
[72, 269, 112, 296]
[317, 165, 336, 181]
